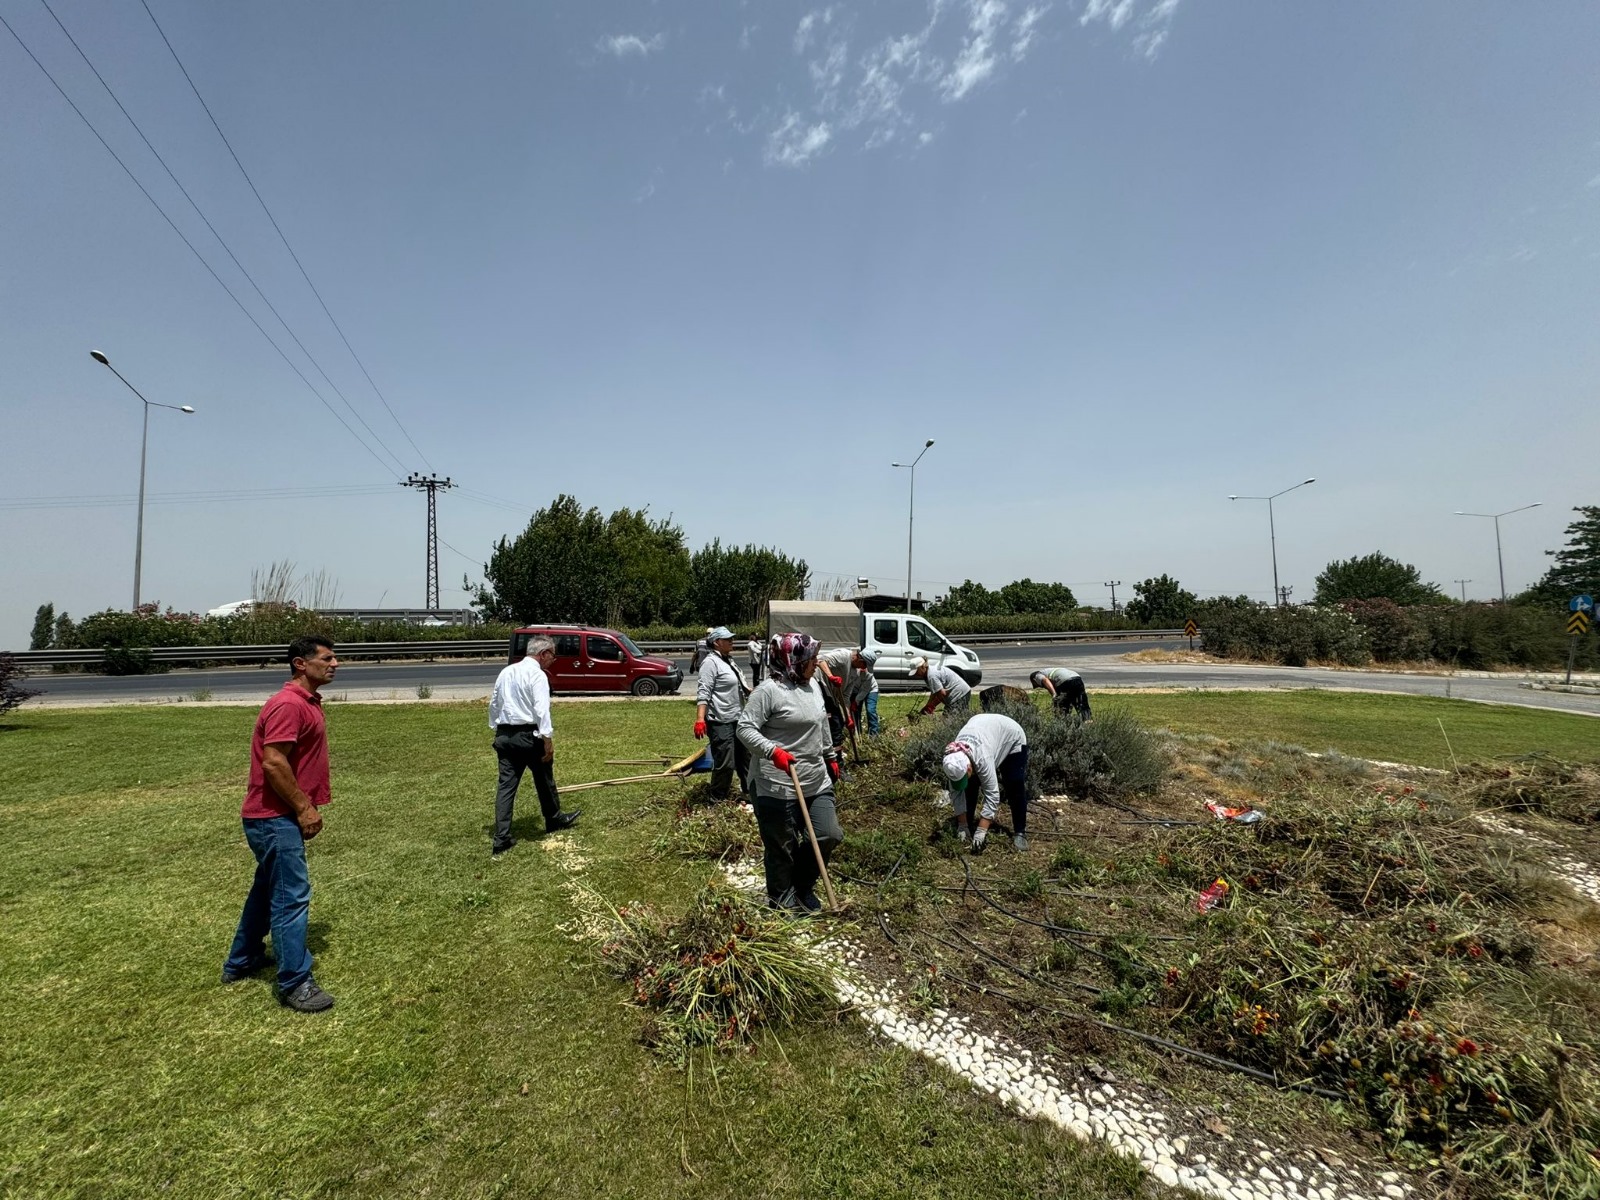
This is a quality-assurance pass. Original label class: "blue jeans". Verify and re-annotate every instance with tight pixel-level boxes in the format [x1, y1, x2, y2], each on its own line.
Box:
[225, 816, 314, 993]
[863, 692, 880, 736]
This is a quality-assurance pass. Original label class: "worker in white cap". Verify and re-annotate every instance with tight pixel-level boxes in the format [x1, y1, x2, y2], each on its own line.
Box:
[693, 626, 752, 800]
[909, 656, 972, 719]
[941, 712, 1030, 852]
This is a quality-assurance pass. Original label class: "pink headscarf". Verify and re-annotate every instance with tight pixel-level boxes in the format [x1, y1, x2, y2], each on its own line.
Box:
[767, 632, 820, 684]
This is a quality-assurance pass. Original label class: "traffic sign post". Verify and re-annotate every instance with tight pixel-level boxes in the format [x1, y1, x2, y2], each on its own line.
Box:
[1566, 608, 1591, 684]
[1184, 618, 1199, 650]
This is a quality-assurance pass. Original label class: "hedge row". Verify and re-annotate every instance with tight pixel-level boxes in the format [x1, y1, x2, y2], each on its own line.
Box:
[1197, 597, 1593, 671]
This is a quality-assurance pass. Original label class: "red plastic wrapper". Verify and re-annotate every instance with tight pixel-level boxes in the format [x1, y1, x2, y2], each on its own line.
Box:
[1205, 801, 1263, 825]
[1195, 877, 1231, 913]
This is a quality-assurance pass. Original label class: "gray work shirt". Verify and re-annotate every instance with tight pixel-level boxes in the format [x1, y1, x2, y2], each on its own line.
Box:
[818, 646, 873, 708]
[945, 713, 1028, 820]
[738, 676, 832, 796]
[1041, 667, 1081, 688]
[925, 662, 972, 708]
[696, 653, 747, 723]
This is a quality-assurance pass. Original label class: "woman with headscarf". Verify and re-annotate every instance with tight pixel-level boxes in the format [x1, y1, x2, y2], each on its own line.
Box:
[737, 632, 843, 913]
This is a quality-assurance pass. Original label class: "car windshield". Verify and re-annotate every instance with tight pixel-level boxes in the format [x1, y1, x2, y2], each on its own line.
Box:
[618, 633, 645, 657]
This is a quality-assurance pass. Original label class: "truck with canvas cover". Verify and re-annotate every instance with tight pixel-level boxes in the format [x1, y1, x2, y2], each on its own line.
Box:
[765, 601, 982, 689]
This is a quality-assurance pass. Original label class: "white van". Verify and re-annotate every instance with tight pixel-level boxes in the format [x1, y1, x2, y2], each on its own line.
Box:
[766, 601, 982, 689]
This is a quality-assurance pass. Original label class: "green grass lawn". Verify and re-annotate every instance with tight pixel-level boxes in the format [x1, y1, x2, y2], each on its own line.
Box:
[1098, 689, 1599, 769]
[0, 699, 1153, 1200]
[2, 689, 1591, 1198]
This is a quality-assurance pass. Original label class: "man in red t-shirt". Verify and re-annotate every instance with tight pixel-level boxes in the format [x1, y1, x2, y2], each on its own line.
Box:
[222, 635, 340, 1011]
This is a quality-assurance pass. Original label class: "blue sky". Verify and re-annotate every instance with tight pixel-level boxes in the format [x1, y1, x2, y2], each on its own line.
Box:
[3, 0, 1598, 643]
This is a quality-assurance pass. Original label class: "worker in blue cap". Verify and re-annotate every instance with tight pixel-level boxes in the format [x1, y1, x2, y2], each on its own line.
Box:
[693, 626, 752, 800]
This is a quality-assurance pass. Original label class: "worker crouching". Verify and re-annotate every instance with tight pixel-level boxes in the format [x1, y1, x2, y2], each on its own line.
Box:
[942, 712, 1031, 852]
[737, 633, 843, 914]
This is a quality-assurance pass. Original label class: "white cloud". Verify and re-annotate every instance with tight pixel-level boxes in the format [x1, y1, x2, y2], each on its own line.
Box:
[794, 7, 836, 54]
[597, 32, 665, 58]
[918, 130, 935, 145]
[941, 0, 1009, 101]
[1012, 4, 1048, 60]
[1080, 0, 1136, 30]
[765, 112, 834, 167]
[1080, 0, 1182, 59]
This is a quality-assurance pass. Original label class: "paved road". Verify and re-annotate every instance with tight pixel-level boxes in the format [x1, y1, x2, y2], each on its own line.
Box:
[22, 640, 1600, 717]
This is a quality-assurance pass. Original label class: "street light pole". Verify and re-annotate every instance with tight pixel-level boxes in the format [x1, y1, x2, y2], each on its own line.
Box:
[892, 439, 935, 614]
[1230, 478, 1316, 606]
[90, 351, 195, 610]
[1453, 504, 1541, 603]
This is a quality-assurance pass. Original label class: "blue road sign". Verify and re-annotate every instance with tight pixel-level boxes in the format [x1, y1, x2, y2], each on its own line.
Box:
[1571, 595, 1595, 614]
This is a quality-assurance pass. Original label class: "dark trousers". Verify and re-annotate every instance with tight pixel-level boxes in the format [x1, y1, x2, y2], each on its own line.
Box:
[822, 693, 846, 749]
[706, 720, 750, 799]
[955, 746, 1031, 835]
[1052, 678, 1092, 720]
[225, 815, 314, 994]
[753, 786, 842, 907]
[493, 726, 560, 842]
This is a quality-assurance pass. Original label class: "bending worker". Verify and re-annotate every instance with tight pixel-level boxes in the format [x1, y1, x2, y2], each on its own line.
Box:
[1029, 667, 1092, 720]
[942, 711, 1030, 853]
[737, 633, 843, 913]
[909, 655, 971, 719]
[693, 626, 752, 801]
[815, 645, 879, 750]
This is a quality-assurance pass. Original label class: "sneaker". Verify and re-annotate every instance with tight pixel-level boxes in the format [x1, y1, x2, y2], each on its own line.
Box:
[1013, 833, 1030, 852]
[491, 837, 517, 857]
[796, 891, 822, 913]
[767, 889, 809, 916]
[280, 979, 335, 1013]
[221, 956, 273, 984]
[546, 810, 582, 832]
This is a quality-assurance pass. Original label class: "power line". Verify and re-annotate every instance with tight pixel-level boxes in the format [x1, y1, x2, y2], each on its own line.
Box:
[35, 0, 409, 476]
[0, 10, 400, 477]
[137, 0, 434, 470]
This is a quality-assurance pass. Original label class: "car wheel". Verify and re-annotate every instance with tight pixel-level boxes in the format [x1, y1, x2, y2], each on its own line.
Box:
[631, 677, 661, 697]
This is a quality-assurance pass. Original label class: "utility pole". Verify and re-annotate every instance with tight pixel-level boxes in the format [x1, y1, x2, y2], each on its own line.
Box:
[1453, 579, 1471, 602]
[399, 473, 455, 609]
[1277, 585, 1293, 606]
[1104, 581, 1122, 613]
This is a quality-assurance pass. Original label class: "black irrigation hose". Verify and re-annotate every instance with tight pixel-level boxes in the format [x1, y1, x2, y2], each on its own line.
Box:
[927, 906, 1104, 997]
[873, 909, 1344, 1102]
[959, 859, 1185, 943]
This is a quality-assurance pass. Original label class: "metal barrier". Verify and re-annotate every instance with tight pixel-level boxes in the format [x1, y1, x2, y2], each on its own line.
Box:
[8, 629, 1183, 671]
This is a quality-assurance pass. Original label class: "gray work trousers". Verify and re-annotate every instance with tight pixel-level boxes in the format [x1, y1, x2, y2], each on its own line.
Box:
[706, 719, 750, 799]
[753, 784, 842, 908]
[492, 726, 560, 843]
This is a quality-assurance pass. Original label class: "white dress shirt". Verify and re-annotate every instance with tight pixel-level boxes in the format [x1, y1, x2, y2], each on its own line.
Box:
[488, 656, 553, 736]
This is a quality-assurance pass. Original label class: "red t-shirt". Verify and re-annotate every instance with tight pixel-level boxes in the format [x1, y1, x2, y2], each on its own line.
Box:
[242, 682, 331, 819]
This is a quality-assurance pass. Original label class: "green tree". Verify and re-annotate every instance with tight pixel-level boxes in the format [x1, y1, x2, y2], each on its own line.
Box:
[1313, 553, 1446, 606]
[690, 540, 810, 625]
[1525, 505, 1600, 605]
[51, 612, 75, 649]
[473, 494, 618, 624]
[604, 507, 693, 627]
[30, 604, 55, 650]
[929, 580, 1004, 618]
[996, 578, 1078, 614]
[1124, 575, 1198, 625]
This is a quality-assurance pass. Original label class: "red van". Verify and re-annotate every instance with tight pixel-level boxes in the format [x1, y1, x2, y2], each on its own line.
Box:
[508, 625, 683, 696]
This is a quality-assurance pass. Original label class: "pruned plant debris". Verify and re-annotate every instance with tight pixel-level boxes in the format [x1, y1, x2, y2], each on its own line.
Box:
[819, 705, 1600, 1200]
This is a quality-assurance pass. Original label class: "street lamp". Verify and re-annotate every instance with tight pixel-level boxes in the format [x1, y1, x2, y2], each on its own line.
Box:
[90, 350, 195, 610]
[891, 439, 935, 614]
[1453, 503, 1541, 603]
[1229, 477, 1316, 606]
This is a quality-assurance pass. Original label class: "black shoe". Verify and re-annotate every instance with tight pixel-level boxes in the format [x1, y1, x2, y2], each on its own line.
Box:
[546, 810, 582, 832]
[491, 837, 518, 856]
[280, 979, 335, 1013]
[221, 955, 273, 984]
[797, 891, 822, 913]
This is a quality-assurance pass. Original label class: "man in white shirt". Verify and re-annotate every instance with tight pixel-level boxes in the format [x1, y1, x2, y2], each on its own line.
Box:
[488, 636, 580, 856]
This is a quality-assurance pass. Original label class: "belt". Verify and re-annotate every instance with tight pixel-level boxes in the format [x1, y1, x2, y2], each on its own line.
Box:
[496, 723, 541, 732]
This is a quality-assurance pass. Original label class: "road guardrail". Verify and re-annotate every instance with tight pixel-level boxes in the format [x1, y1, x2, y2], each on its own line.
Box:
[8, 629, 1184, 672]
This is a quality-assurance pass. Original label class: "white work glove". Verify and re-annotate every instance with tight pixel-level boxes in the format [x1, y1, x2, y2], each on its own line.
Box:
[971, 827, 988, 853]
[956, 827, 970, 844]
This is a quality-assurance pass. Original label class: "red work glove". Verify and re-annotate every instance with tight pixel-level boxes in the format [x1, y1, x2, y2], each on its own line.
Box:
[826, 758, 841, 782]
[771, 747, 795, 772]
[826, 673, 844, 689]
[845, 714, 855, 730]
[693, 720, 707, 739]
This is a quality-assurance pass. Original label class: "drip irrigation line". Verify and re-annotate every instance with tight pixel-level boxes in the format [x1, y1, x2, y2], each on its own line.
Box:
[959, 859, 1184, 943]
[0, 11, 398, 477]
[38, 0, 410, 476]
[138, 0, 434, 471]
[873, 909, 1343, 1102]
[928, 905, 1104, 998]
